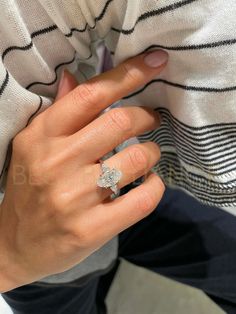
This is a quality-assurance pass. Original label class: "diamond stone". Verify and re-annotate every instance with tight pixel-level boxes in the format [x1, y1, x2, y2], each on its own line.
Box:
[97, 165, 122, 189]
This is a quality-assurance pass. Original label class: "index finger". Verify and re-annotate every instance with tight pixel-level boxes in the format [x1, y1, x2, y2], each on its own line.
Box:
[42, 50, 168, 136]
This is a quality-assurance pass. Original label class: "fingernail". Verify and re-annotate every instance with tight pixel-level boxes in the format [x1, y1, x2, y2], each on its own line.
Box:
[144, 50, 168, 68]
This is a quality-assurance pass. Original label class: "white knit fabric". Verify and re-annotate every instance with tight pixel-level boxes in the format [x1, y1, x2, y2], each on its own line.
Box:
[1, 0, 236, 282]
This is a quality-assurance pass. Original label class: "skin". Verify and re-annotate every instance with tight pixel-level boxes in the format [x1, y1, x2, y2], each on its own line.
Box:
[0, 51, 168, 292]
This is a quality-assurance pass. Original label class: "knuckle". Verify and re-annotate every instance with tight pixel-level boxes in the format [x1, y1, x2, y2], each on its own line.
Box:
[128, 146, 149, 172]
[47, 190, 69, 215]
[136, 189, 157, 215]
[121, 62, 140, 85]
[29, 161, 48, 185]
[75, 82, 101, 108]
[78, 83, 94, 101]
[108, 108, 133, 133]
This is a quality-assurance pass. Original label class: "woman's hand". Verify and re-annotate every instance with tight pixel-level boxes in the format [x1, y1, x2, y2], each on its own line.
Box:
[0, 50, 168, 292]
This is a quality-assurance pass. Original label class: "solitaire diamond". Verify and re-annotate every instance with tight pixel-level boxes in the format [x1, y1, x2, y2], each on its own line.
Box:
[97, 163, 122, 194]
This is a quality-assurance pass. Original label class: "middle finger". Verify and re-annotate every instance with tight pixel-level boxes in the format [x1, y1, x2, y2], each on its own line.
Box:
[67, 106, 161, 164]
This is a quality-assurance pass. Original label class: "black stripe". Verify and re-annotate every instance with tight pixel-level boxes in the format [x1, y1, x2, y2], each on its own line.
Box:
[157, 140, 174, 147]
[110, 38, 236, 56]
[0, 25, 58, 97]
[137, 107, 236, 172]
[158, 108, 236, 133]
[66, 25, 87, 37]
[65, 0, 114, 37]
[31, 25, 58, 38]
[142, 38, 236, 53]
[169, 146, 236, 173]
[2, 25, 58, 62]
[141, 130, 236, 163]
[158, 169, 236, 204]
[160, 123, 236, 150]
[142, 131, 174, 143]
[111, 0, 199, 35]
[158, 167, 236, 200]
[157, 164, 235, 197]
[141, 123, 236, 147]
[148, 110, 236, 154]
[141, 130, 236, 172]
[162, 147, 236, 174]
[124, 79, 236, 99]
[139, 132, 236, 171]
[2, 42, 33, 62]
[160, 152, 236, 176]
[26, 96, 43, 126]
[162, 152, 236, 179]
[0, 23, 92, 97]
[158, 166, 236, 204]
[157, 159, 236, 195]
[140, 129, 236, 158]
[0, 70, 9, 96]
[157, 152, 236, 187]
[140, 118, 236, 149]
[26, 52, 77, 90]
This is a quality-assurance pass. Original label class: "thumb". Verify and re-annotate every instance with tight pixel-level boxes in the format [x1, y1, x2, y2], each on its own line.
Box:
[55, 70, 79, 101]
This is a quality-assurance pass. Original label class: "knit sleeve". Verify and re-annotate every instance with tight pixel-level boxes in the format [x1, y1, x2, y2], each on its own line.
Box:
[0, 0, 111, 198]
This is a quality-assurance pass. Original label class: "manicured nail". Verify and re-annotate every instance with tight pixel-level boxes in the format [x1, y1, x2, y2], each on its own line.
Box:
[144, 50, 168, 68]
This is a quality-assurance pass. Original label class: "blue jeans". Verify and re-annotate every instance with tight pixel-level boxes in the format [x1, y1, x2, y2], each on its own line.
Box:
[3, 187, 236, 314]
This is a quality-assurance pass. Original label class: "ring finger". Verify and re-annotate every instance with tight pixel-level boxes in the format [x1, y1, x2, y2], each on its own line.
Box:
[67, 141, 161, 208]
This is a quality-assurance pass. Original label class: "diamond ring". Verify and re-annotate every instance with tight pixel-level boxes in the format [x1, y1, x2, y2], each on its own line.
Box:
[97, 162, 122, 195]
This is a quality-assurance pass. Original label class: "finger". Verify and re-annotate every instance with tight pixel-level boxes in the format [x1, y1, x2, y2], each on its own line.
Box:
[42, 50, 168, 136]
[78, 173, 165, 245]
[55, 70, 78, 101]
[67, 106, 161, 164]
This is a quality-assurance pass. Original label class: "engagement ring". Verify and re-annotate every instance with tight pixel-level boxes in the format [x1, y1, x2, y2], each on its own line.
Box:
[97, 162, 122, 195]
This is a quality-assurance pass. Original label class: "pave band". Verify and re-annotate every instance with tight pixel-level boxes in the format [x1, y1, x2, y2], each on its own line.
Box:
[97, 162, 122, 196]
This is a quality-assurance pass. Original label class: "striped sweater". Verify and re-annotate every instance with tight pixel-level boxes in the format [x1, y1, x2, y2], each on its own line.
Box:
[1, 0, 236, 282]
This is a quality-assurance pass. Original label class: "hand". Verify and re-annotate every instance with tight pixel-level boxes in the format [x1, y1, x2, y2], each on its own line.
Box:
[0, 50, 168, 292]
